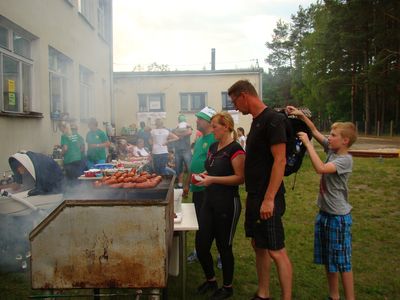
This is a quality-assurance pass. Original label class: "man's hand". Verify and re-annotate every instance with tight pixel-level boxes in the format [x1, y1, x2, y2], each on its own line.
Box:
[182, 186, 189, 198]
[260, 199, 274, 220]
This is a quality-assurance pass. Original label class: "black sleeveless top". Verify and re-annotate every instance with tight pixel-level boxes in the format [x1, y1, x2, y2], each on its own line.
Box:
[204, 141, 245, 200]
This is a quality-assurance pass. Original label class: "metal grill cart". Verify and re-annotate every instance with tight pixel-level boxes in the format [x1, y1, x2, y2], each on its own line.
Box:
[29, 176, 175, 299]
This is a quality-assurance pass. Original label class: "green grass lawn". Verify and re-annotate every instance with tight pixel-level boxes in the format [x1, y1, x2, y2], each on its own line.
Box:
[1, 154, 399, 299]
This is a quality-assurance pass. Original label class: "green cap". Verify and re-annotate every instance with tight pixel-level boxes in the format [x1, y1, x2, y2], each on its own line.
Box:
[178, 115, 186, 122]
[195, 107, 216, 123]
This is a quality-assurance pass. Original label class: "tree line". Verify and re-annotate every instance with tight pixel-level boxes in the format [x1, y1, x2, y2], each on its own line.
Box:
[263, 0, 399, 134]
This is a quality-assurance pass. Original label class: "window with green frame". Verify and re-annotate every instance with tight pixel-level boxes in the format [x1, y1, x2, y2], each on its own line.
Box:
[0, 22, 34, 113]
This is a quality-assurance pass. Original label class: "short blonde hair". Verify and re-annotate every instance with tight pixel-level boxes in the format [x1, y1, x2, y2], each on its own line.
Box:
[58, 121, 72, 136]
[331, 122, 357, 147]
[211, 111, 237, 141]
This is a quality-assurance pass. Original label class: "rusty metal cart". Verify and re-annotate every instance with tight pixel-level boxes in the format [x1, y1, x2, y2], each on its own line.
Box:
[29, 176, 175, 299]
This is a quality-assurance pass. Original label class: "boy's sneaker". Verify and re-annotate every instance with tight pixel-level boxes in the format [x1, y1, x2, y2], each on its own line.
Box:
[216, 255, 222, 269]
[209, 286, 233, 300]
[197, 280, 218, 295]
[187, 250, 198, 263]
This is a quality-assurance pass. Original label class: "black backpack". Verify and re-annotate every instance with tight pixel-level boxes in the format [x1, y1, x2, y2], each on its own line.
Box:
[276, 109, 312, 177]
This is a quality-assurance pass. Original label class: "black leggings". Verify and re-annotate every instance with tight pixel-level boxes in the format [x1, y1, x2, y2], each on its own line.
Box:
[193, 191, 205, 257]
[196, 195, 241, 286]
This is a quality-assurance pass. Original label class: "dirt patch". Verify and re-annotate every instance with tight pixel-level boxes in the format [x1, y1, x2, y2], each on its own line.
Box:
[351, 136, 400, 151]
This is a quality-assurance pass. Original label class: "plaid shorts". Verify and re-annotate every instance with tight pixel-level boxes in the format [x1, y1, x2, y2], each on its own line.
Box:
[314, 211, 352, 272]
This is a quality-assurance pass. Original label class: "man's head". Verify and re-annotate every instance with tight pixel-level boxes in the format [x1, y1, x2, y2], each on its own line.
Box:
[228, 80, 258, 98]
[329, 122, 357, 149]
[228, 80, 259, 115]
[9, 152, 36, 182]
[140, 121, 146, 129]
[137, 137, 145, 148]
[155, 118, 164, 128]
[70, 122, 78, 132]
[58, 121, 71, 134]
[117, 139, 128, 150]
[195, 106, 216, 133]
[88, 118, 98, 131]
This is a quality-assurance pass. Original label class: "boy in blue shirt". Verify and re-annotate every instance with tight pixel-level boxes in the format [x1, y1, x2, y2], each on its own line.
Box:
[287, 106, 357, 300]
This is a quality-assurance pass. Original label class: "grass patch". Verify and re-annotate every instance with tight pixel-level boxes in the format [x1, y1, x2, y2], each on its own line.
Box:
[1, 155, 399, 299]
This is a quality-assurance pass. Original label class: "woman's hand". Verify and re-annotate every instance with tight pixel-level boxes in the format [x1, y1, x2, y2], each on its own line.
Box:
[193, 173, 211, 186]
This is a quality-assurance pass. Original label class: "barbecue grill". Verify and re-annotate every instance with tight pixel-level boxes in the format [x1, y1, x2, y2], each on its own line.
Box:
[29, 176, 175, 291]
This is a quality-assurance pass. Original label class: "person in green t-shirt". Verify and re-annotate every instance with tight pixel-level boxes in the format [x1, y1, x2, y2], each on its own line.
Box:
[86, 118, 110, 169]
[59, 121, 85, 180]
[184, 106, 217, 265]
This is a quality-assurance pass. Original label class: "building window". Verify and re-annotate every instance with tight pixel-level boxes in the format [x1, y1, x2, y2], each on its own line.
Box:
[222, 92, 235, 110]
[13, 33, 30, 58]
[0, 26, 8, 48]
[0, 23, 33, 113]
[78, 0, 94, 25]
[49, 47, 71, 119]
[180, 93, 206, 112]
[138, 94, 165, 112]
[97, 0, 111, 42]
[79, 65, 94, 121]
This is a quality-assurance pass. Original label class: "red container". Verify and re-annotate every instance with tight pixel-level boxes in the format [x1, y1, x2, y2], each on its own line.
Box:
[191, 174, 204, 184]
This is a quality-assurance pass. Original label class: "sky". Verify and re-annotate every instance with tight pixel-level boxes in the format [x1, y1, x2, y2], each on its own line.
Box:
[113, 0, 315, 72]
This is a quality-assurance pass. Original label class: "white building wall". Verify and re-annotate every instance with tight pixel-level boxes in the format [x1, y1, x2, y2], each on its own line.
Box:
[0, 0, 113, 171]
[114, 70, 262, 139]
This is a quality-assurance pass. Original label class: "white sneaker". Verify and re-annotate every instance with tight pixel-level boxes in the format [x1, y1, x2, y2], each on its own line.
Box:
[187, 250, 198, 263]
[216, 255, 222, 269]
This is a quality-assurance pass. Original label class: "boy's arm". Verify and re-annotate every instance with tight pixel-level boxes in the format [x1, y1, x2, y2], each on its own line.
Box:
[286, 106, 326, 146]
[298, 132, 337, 174]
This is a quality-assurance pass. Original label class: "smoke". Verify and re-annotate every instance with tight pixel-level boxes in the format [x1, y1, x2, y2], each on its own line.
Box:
[0, 179, 95, 272]
[0, 207, 49, 272]
[0, 179, 78, 272]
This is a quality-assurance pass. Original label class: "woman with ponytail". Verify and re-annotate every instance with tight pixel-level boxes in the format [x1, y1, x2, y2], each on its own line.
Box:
[194, 111, 245, 299]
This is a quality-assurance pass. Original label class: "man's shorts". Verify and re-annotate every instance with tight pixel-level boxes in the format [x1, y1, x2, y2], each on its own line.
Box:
[245, 192, 286, 250]
[314, 211, 352, 272]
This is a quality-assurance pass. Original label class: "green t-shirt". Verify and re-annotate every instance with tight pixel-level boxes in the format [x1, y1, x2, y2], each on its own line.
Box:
[189, 133, 216, 192]
[61, 133, 84, 164]
[86, 129, 108, 162]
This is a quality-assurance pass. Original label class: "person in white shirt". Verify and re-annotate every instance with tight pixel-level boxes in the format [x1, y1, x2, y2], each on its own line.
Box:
[237, 127, 246, 150]
[150, 119, 179, 175]
[133, 138, 150, 157]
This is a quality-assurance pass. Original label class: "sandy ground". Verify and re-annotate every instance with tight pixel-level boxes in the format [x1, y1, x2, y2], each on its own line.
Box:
[351, 136, 400, 151]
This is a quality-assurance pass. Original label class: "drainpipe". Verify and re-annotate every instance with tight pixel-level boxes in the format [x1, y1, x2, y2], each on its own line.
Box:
[109, 1, 115, 125]
[211, 48, 215, 70]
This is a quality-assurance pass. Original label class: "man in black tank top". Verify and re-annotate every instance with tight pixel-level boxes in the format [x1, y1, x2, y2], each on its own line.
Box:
[228, 80, 293, 300]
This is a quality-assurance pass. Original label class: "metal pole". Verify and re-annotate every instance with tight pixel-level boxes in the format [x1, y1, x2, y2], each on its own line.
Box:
[377, 121, 380, 136]
[390, 120, 393, 136]
[94, 288, 100, 300]
[179, 231, 187, 300]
